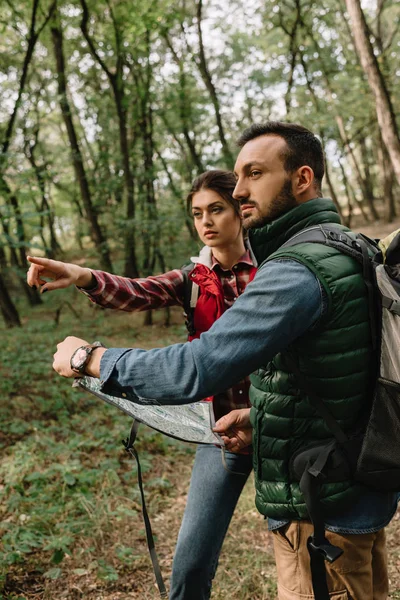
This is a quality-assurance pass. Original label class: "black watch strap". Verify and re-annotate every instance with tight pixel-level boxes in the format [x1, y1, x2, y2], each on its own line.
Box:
[70, 341, 105, 375]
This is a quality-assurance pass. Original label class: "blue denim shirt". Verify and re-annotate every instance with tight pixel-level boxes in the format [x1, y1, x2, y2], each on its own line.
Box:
[99, 259, 398, 533]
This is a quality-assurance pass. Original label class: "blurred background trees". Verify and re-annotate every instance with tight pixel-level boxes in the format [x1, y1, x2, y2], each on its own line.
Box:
[0, 0, 399, 327]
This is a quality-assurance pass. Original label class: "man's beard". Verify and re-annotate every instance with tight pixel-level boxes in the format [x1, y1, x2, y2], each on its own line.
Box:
[243, 178, 297, 230]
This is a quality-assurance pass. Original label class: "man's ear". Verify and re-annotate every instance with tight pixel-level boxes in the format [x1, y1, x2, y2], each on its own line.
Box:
[292, 166, 314, 196]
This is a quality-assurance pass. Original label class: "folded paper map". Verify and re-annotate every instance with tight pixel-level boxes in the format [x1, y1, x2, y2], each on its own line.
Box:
[73, 376, 224, 446]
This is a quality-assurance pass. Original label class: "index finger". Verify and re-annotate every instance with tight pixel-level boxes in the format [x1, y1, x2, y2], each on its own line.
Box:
[27, 255, 56, 268]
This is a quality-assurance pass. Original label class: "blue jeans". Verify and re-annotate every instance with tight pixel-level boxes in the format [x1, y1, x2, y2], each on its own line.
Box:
[169, 444, 253, 600]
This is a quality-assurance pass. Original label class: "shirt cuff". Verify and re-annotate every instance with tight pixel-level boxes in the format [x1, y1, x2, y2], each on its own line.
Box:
[77, 270, 104, 297]
[99, 347, 132, 387]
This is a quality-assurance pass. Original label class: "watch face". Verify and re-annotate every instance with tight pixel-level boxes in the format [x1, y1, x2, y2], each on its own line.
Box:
[71, 347, 89, 371]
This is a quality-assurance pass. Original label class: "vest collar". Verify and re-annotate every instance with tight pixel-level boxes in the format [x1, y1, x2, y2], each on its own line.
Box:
[248, 198, 341, 264]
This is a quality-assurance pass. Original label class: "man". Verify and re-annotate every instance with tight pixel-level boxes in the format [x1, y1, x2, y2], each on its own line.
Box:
[50, 123, 397, 598]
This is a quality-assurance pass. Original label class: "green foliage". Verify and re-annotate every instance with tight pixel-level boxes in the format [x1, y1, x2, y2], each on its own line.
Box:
[0, 0, 397, 307]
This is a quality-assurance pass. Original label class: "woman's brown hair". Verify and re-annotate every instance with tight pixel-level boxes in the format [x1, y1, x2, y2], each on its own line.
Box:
[186, 170, 240, 216]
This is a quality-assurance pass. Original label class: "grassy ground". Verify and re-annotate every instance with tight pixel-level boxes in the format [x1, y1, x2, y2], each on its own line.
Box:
[1, 215, 400, 599]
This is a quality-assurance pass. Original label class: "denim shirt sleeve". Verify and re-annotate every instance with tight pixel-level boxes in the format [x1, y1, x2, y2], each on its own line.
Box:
[99, 259, 326, 404]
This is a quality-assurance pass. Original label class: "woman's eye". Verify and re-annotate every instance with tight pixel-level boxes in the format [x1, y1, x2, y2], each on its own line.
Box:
[212, 207, 222, 213]
[192, 213, 201, 219]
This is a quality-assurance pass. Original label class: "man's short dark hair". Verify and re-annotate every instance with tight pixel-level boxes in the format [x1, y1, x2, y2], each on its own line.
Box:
[237, 122, 325, 192]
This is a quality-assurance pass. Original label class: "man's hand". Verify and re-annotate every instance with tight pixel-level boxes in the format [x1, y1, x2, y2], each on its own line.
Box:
[52, 336, 105, 379]
[27, 256, 94, 293]
[213, 408, 253, 452]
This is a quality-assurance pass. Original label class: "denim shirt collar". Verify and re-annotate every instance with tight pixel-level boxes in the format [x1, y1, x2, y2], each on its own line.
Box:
[248, 198, 341, 265]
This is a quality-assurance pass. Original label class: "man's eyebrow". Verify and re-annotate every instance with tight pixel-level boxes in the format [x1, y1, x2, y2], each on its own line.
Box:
[244, 161, 263, 170]
[236, 161, 264, 175]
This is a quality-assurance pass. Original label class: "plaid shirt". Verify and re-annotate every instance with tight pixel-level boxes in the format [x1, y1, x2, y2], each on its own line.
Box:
[80, 250, 255, 417]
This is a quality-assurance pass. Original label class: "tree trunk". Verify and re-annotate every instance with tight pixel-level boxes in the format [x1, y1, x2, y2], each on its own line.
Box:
[324, 163, 343, 222]
[163, 33, 205, 175]
[0, 176, 42, 305]
[345, 0, 400, 186]
[0, 0, 54, 307]
[298, 24, 378, 220]
[51, 7, 113, 271]
[278, 0, 301, 117]
[377, 132, 397, 223]
[156, 148, 197, 241]
[143, 310, 153, 326]
[25, 136, 62, 257]
[335, 115, 379, 220]
[359, 137, 376, 207]
[338, 160, 353, 228]
[195, 0, 234, 168]
[79, 0, 139, 278]
[1, 0, 56, 169]
[0, 212, 20, 267]
[0, 244, 7, 270]
[0, 271, 21, 328]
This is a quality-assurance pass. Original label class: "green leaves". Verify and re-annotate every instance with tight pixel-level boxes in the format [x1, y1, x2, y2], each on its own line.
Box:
[97, 560, 119, 582]
[50, 548, 66, 564]
[43, 567, 62, 579]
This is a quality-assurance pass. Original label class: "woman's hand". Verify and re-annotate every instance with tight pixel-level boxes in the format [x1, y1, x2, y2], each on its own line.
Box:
[27, 256, 94, 293]
[213, 408, 253, 452]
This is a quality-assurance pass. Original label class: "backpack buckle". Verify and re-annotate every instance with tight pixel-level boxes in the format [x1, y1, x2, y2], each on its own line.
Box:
[308, 536, 343, 563]
[328, 230, 350, 245]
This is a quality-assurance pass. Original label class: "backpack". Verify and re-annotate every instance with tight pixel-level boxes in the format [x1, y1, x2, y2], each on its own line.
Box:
[281, 224, 400, 599]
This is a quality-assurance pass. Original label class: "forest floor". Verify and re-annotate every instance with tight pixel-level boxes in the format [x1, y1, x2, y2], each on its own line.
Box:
[1, 214, 400, 600]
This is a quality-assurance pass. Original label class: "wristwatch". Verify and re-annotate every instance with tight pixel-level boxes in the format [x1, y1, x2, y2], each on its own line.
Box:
[70, 341, 105, 375]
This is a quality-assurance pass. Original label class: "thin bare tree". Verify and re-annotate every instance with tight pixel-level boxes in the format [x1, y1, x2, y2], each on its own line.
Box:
[345, 0, 400, 185]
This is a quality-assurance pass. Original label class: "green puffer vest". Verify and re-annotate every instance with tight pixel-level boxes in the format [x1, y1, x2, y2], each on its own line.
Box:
[248, 198, 373, 520]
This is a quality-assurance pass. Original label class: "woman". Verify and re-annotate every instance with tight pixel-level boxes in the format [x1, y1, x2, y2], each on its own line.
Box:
[27, 170, 257, 600]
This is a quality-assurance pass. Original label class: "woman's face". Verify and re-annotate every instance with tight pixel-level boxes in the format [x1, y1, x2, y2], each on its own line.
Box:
[191, 189, 242, 248]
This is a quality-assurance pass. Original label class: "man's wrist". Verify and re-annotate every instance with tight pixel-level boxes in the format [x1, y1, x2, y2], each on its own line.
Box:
[241, 408, 252, 426]
[85, 347, 107, 378]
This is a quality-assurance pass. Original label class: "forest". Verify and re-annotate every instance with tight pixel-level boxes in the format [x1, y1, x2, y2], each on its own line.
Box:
[1, 0, 400, 598]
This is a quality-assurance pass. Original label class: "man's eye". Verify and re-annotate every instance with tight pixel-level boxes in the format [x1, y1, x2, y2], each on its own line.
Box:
[250, 170, 261, 178]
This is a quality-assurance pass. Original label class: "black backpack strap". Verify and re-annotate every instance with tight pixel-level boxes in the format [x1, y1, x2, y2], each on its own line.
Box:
[181, 263, 198, 337]
[300, 452, 343, 600]
[281, 224, 364, 263]
[122, 420, 168, 598]
[288, 358, 345, 599]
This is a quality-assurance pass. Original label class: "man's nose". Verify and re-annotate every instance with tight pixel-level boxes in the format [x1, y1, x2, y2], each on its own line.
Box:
[233, 178, 249, 201]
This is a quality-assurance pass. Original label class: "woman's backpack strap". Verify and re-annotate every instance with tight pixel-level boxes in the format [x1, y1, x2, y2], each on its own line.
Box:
[181, 263, 198, 336]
